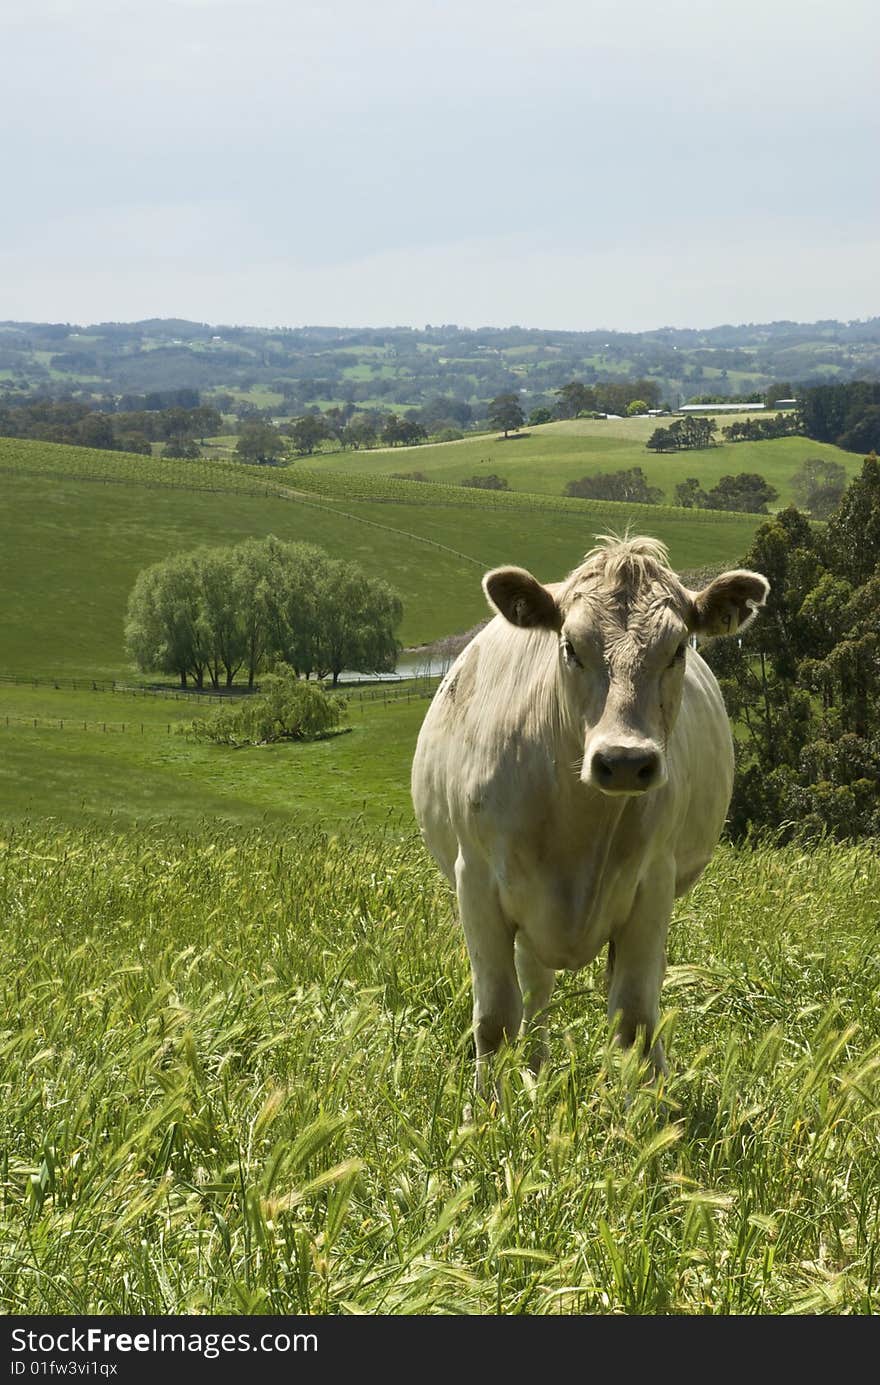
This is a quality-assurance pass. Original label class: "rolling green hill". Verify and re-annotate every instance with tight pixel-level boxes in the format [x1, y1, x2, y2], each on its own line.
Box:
[305, 415, 863, 505]
[0, 435, 763, 680]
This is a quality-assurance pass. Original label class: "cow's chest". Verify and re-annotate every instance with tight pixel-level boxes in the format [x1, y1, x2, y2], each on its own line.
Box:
[494, 830, 648, 972]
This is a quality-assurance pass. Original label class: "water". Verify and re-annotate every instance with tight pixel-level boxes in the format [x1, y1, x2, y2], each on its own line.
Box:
[333, 654, 453, 685]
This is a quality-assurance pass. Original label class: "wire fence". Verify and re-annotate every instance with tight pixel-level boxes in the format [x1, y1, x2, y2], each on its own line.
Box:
[0, 671, 440, 703]
[0, 683, 438, 736]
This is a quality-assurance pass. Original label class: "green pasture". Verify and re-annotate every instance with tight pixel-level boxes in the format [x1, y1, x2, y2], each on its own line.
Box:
[2, 823, 879, 1313]
[0, 437, 760, 680]
[0, 683, 428, 828]
[308, 416, 860, 506]
[2, 427, 880, 1317]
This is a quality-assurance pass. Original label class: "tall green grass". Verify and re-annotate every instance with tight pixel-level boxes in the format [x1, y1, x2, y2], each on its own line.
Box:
[2, 823, 879, 1314]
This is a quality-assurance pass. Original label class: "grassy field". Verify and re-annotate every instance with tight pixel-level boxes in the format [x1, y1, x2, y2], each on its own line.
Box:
[2, 426, 880, 1316]
[0, 683, 427, 828]
[0, 437, 761, 679]
[1, 823, 879, 1314]
[305, 416, 861, 506]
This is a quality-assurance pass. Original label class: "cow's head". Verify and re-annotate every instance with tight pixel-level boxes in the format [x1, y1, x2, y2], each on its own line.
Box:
[483, 536, 768, 797]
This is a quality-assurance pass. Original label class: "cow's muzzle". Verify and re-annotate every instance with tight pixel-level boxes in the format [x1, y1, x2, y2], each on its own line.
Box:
[585, 743, 665, 795]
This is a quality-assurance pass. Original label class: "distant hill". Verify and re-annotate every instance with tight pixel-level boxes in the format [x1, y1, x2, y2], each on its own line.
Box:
[1, 316, 879, 419]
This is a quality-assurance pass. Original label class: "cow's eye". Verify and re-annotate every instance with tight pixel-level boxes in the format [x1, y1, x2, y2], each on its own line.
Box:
[561, 638, 583, 668]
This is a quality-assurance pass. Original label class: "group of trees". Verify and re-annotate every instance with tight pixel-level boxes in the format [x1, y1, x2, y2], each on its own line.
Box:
[125, 537, 403, 689]
[461, 473, 510, 490]
[565, 467, 663, 504]
[646, 417, 718, 452]
[0, 396, 222, 456]
[555, 379, 662, 419]
[789, 457, 848, 519]
[562, 465, 782, 512]
[674, 473, 779, 513]
[799, 382, 880, 452]
[702, 453, 880, 841]
[721, 412, 800, 443]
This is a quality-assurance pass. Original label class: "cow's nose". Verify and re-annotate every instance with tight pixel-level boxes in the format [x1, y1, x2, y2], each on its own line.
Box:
[590, 747, 661, 794]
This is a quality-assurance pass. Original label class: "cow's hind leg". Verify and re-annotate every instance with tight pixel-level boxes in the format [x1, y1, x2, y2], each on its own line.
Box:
[606, 864, 674, 1081]
[514, 933, 556, 1074]
[455, 854, 521, 1097]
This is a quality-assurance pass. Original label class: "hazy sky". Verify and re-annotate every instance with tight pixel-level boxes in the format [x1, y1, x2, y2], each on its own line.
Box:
[3, 0, 878, 330]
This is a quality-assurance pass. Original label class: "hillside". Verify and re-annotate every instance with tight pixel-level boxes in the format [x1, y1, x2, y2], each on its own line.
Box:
[302, 414, 863, 507]
[0, 435, 764, 680]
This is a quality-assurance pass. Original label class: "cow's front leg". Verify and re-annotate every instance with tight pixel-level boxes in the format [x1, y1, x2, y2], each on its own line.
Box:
[514, 933, 556, 1074]
[455, 855, 521, 1097]
[606, 866, 674, 1081]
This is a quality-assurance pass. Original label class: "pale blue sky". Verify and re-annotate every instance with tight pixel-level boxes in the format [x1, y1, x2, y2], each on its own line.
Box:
[2, 0, 878, 329]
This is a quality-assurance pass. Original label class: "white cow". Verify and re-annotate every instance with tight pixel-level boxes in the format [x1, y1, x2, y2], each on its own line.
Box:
[411, 535, 769, 1090]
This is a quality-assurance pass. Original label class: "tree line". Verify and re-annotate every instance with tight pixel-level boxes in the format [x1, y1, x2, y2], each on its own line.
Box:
[554, 379, 662, 418]
[0, 396, 222, 457]
[562, 465, 780, 512]
[798, 381, 880, 453]
[702, 452, 880, 842]
[721, 412, 800, 442]
[125, 538, 403, 689]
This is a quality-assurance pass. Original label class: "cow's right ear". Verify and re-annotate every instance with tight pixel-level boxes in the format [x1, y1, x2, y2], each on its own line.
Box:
[483, 566, 561, 631]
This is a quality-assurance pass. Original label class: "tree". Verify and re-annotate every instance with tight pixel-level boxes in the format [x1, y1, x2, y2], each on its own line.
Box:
[235, 421, 286, 465]
[626, 399, 649, 416]
[487, 393, 525, 437]
[704, 473, 778, 513]
[554, 381, 595, 419]
[76, 413, 115, 450]
[290, 413, 330, 455]
[381, 414, 428, 447]
[311, 561, 403, 685]
[162, 437, 201, 459]
[343, 415, 378, 450]
[124, 554, 210, 688]
[188, 667, 345, 746]
[674, 477, 709, 508]
[528, 407, 553, 426]
[646, 426, 677, 453]
[701, 481, 880, 842]
[823, 452, 880, 586]
[838, 405, 880, 455]
[565, 467, 663, 504]
[460, 474, 509, 490]
[197, 547, 247, 688]
[789, 457, 847, 519]
[231, 536, 288, 688]
[189, 404, 223, 441]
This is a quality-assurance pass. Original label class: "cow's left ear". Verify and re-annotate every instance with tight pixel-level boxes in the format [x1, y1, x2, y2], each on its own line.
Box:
[483, 566, 562, 631]
[688, 569, 770, 637]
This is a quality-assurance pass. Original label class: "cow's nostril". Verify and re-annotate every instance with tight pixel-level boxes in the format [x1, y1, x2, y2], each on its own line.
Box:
[594, 753, 613, 781]
[637, 760, 656, 782]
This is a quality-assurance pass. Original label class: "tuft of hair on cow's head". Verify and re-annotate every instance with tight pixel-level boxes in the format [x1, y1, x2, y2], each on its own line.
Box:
[688, 569, 770, 637]
[483, 566, 562, 631]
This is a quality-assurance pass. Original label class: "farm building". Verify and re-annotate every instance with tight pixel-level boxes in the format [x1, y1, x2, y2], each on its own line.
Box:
[678, 402, 766, 414]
